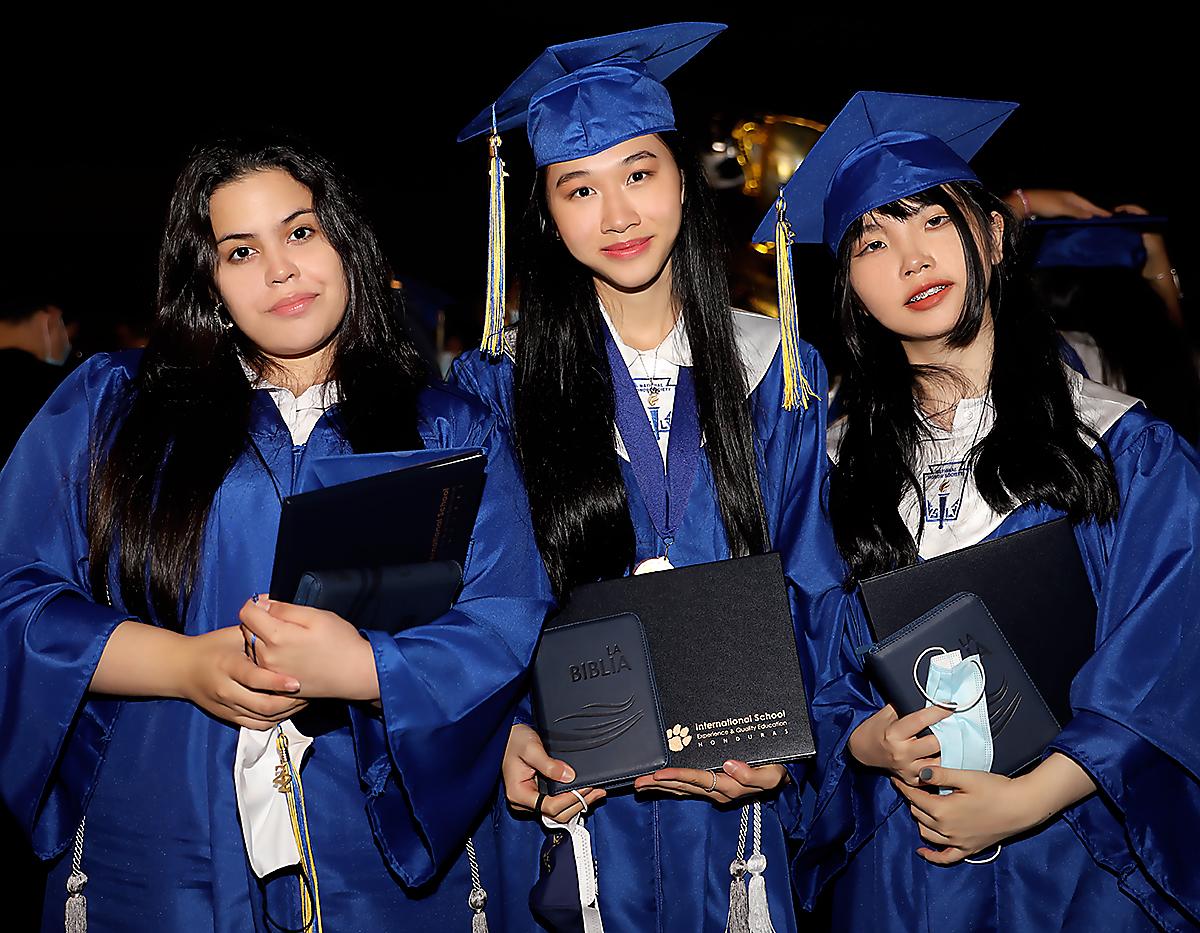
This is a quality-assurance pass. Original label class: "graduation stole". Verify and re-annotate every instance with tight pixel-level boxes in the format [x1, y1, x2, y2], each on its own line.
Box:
[601, 325, 701, 561]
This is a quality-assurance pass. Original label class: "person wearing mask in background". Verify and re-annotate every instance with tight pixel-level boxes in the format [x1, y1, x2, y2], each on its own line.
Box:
[0, 295, 72, 465]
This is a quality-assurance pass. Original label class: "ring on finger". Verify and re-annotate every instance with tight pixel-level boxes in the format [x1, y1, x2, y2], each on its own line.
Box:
[707, 771, 719, 793]
[249, 632, 258, 665]
[569, 789, 588, 815]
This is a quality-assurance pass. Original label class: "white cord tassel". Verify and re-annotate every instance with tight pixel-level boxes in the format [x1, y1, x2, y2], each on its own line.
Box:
[724, 805, 750, 933]
[464, 837, 490, 932]
[64, 817, 87, 933]
[746, 802, 776, 933]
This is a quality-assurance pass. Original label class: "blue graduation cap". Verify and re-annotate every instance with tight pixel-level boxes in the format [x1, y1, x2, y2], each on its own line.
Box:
[458, 22, 726, 167]
[752, 92, 1017, 410]
[1030, 215, 1165, 269]
[751, 91, 1019, 252]
[458, 23, 725, 357]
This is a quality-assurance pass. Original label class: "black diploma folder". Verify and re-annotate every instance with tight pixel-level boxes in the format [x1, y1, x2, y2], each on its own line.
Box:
[862, 592, 1062, 775]
[858, 518, 1096, 728]
[268, 449, 485, 606]
[536, 553, 815, 791]
[292, 562, 464, 635]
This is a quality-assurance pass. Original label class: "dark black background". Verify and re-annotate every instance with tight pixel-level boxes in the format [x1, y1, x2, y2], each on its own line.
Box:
[3, 13, 1184, 344]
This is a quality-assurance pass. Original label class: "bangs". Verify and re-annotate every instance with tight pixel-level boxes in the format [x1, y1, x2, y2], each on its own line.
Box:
[842, 187, 950, 248]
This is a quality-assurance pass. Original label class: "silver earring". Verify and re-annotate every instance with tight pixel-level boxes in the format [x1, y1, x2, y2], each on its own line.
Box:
[214, 301, 233, 332]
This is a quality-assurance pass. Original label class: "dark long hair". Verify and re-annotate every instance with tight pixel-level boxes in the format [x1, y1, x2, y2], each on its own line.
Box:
[511, 133, 769, 597]
[829, 182, 1119, 587]
[88, 137, 429, 629]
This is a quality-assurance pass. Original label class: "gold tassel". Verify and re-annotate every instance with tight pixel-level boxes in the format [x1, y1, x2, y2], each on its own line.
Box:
[774, 192, 819, 412]
[483, 123, 507, 358]
[277, 730, 323, 933]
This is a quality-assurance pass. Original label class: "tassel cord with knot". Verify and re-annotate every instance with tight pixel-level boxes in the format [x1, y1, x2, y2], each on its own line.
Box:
[724, 804, 751, 933]
[64, 817, 87, 933]
[464, 837, 491, 932]
[774, 192, 819, 412]
[746, 801, 777, 933]
[483, 119, 508, 358]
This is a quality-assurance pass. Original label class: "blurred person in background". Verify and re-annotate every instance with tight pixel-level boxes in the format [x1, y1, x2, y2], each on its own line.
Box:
[0, 294, 72, 466]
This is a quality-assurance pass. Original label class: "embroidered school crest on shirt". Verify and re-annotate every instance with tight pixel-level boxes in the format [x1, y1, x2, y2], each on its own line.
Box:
[923, 460, 968, 529]
[632, 374, 675, 449]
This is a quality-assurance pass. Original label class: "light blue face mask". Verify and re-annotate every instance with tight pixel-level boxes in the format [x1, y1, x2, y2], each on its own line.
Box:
[915, 647, 993, 794]
[45, 340, 72, 367]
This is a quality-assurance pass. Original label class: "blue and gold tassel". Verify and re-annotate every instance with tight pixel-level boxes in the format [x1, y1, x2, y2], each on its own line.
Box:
[276, 729, 323, 933]
[483, 107, 507, 358]
[774, 191, 819, 412]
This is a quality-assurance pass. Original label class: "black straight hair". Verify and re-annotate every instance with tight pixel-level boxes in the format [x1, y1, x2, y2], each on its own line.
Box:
[510, 133, 769, 598]
[88, 137, 429, 629]
[828, 181, 1119, 587]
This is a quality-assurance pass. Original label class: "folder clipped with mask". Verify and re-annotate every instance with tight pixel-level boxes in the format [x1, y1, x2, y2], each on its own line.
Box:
[861, 591, 1061, 776]
[858, 519, 1098, 774]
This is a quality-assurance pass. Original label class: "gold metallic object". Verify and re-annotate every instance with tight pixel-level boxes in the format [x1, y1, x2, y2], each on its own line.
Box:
[732, 115, 826, 203]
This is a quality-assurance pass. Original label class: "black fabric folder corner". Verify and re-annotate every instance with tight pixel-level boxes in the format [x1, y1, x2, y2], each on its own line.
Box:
[536, 552, 814, 789]
[858, 518, 1096, 727]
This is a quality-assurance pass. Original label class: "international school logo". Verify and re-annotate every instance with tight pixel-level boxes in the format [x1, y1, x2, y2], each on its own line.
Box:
[923, 460, 968, 529]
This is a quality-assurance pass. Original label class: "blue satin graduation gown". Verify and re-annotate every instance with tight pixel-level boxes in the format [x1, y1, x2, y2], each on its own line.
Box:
[803, 403, 1200, 932]
[0, 351, 552, 932]
[451, 323, 847, 933]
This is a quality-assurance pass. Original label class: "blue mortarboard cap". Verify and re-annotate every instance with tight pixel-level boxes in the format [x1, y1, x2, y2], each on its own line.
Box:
[751, 92, 1018, 252]
[1030, 215, 1165, 269]
[458, 23, 726, 167]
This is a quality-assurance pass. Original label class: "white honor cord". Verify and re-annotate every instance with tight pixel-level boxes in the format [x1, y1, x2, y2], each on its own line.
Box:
[746, 801, 777, 933]
[543, 812, 604, 933]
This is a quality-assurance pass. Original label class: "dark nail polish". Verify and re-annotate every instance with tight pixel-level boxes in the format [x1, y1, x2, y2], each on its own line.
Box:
[919, 767, 933, 782]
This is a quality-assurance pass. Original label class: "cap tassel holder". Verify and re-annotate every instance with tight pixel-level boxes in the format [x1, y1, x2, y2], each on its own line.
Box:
[483, 110, 507, 358]
[774, 192, 818, 412]
[745, 801, 777, 933]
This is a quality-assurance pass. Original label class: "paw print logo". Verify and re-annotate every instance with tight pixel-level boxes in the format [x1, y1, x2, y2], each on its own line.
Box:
[666, 724, 692, 752]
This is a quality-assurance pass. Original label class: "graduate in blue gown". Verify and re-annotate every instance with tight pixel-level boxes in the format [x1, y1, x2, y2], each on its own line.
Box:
[751, 92, 1200, 931]
[452, 23, 846, 933]
[0, 137, 551, 932]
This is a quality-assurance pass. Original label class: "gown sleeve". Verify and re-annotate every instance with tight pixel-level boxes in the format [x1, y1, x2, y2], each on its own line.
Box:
[448, 350, 538, 735]
[0, 355, 132, 859]
[1045, 415, 1200, 923]
[345, 401, 553, 888]
[768, 345, 897, 890]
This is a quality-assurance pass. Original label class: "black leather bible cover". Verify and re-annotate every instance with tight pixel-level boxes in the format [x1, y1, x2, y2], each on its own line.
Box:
[545, 552, 814, 786]
[533, 613, 668, 793]
[862, 592, 1061, 775]
[269, 450, 485, 602]
[292, 562, 463, 635]
[859, 519, 1096, 727]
